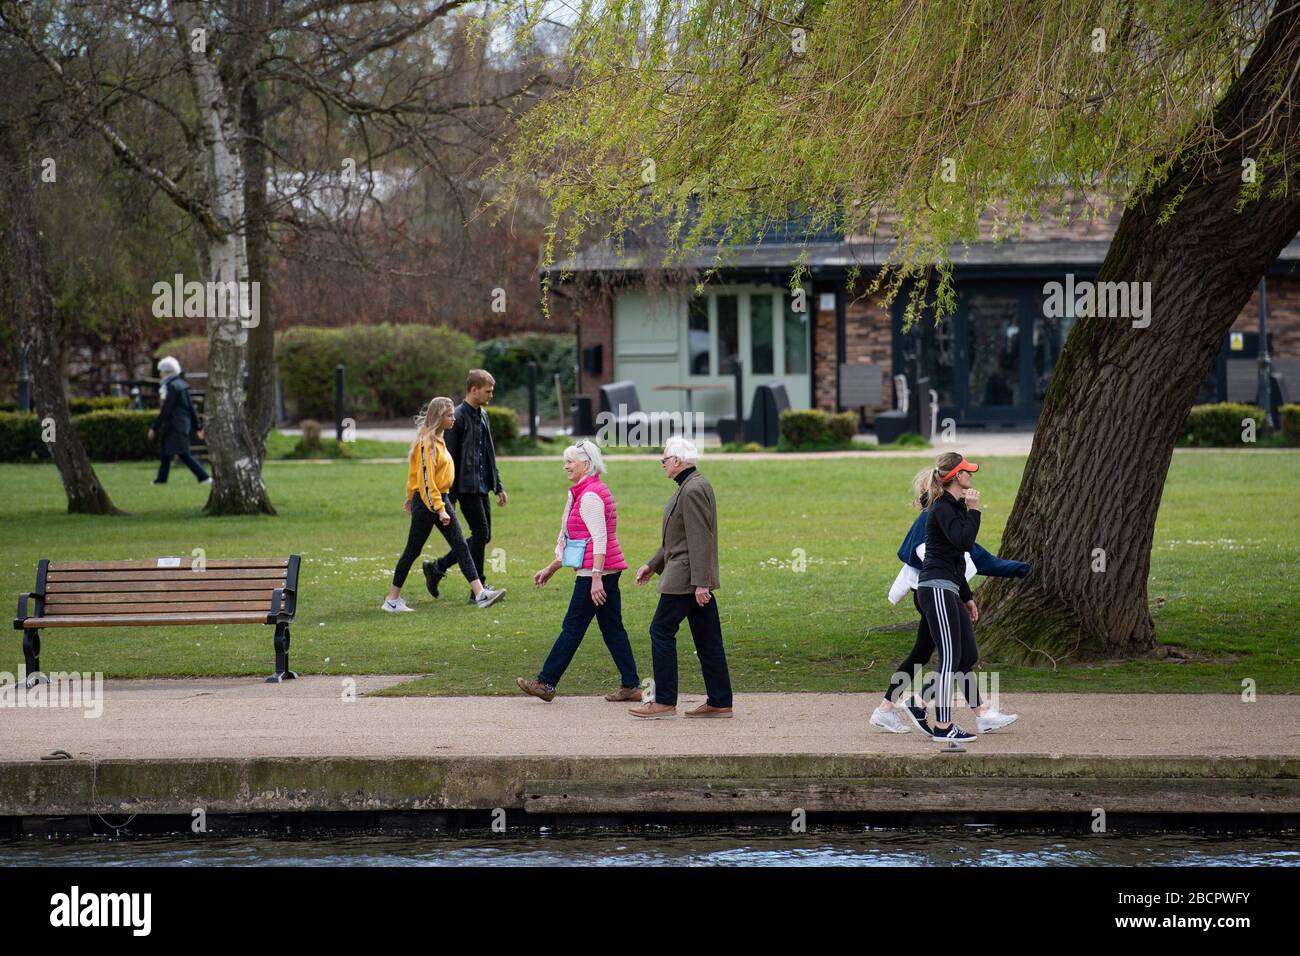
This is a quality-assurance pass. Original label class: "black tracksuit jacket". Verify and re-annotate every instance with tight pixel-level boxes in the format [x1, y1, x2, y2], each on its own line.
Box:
[918, 490, 981, 602]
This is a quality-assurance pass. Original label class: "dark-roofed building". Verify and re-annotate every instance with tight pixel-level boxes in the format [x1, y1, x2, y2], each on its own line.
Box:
[545, 214, 1300, 431]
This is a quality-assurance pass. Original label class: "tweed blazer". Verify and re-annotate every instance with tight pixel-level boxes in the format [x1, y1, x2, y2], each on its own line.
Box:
[647, 470, 721, 594]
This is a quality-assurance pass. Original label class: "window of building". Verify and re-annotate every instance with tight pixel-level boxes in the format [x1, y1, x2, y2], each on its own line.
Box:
[688, 295, 710, 374]
[784, 293, 809, 374]
[717, 294, 739, 374]
[750, 294, 774, 374]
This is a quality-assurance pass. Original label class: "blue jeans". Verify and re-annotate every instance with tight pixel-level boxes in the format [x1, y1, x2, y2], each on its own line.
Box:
[538, 572, 639, 689]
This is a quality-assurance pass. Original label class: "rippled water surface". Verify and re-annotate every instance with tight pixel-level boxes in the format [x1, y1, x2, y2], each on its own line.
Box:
[5, 827, 1298, 867]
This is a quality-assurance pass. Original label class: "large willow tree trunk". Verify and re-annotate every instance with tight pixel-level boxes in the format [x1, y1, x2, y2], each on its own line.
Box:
[978, 5, 1300, 663]
[0, 121, 121, 515]
[174, 0, 274, 515]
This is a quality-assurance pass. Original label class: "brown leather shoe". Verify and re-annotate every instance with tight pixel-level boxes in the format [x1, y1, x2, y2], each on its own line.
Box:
[684, 703, 733, 718]
[516, 677, 556, 702]
[604, 686, 643, 702]
[628, 702, 676, 719]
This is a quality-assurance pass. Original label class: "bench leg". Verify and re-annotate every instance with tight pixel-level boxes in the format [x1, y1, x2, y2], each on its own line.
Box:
[266, 622, 299, 683]
[22, 629, 45, 688]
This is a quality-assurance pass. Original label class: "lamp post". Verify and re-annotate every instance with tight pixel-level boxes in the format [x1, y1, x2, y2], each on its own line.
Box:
[1256, 277, 1274, 430]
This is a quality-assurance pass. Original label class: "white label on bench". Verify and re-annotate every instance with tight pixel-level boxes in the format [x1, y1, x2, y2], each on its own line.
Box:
[156, 557, 182, 568]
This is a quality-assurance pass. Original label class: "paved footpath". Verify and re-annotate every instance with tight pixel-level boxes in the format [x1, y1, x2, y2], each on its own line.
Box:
[3, 677, 1296, 760]
[3, 679, 1297, 817]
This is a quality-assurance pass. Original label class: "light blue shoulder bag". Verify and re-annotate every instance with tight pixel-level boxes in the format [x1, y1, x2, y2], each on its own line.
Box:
[561, 534, 590, 569]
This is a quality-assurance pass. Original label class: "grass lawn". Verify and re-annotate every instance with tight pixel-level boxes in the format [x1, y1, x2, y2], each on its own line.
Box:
[1, 451, 1296, 696]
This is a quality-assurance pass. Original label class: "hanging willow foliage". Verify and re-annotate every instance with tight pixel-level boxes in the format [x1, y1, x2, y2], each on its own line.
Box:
[494, 0, 1287, 323]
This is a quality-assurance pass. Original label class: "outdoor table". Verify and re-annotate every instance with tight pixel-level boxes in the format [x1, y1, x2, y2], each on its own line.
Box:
[652, 383, 729, 416]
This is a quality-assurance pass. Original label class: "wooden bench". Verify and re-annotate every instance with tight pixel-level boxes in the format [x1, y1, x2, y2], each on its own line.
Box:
[13, 556, 301, 687]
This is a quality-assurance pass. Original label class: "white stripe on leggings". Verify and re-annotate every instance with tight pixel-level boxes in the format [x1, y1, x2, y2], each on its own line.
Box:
[935, 588, 953, 724]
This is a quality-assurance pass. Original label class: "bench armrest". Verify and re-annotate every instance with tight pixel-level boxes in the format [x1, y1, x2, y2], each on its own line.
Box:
[14, 593, 36, 629]
[268, 557, 300, 624]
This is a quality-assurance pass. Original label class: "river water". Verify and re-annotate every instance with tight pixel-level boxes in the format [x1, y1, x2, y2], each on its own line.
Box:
[4, 826, 1298, 866]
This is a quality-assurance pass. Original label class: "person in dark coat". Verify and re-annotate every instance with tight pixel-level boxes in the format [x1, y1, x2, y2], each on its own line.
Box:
[421, 369, 507, 602]
[149, 356, 209, 485]
[629, 436, 733, 719]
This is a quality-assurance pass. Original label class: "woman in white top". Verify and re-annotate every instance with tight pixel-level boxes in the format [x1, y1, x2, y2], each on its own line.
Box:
[516, 441, 642, 703]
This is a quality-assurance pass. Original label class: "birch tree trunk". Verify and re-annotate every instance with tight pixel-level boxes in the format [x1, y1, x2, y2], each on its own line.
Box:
[172, 0, 274, 515]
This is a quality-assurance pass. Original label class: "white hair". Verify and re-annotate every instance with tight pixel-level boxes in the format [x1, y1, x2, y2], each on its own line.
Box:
[157, 356, 181, 378]
[564, 439, 606, 475]
[663, 435, 699, 464]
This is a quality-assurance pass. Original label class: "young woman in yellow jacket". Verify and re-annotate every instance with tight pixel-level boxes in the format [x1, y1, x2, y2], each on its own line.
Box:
[383, 397, 506, 611]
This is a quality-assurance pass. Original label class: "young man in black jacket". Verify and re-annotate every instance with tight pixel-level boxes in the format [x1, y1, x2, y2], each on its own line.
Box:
[424, 369, 508, 601]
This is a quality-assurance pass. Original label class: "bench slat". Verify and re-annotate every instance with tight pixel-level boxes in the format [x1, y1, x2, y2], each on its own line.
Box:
[49, 559, 288, 571]
[44, 601, 272, 616]
[43, 578, 284, 595]
[46, 569, 287, 584]
[43, 589, 276, 606]
[23, 612, 270, 628]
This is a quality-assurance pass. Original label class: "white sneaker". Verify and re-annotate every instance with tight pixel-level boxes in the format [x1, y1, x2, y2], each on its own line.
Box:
[869, 705, 910, 734]
[475, 587, 505, 608]
[976, 708, 1018, 733]
[381, 597, 415, 613]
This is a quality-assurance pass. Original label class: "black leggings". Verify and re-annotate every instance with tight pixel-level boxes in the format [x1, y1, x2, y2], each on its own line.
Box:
[392, 494, 478, 589]
[915, 585, 979, 725]
[884, 590, 983, 710]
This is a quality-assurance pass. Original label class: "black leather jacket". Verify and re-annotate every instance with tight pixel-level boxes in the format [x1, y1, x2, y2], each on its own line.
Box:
[444, 401, 503, 497]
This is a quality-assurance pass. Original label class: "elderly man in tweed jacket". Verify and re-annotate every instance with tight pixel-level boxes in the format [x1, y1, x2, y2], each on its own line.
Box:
[630, 435, 733, 719]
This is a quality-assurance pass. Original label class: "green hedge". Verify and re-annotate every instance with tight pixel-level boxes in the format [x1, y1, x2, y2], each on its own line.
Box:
[1180, 402, 1266, 447]
[75, 410, 156, 461]
[485, 405, 519, 447]
[0, 396, 129, 414]
[0, 410, 156, 462]
[477, 333, 576, 419]
[779, 408, 858, 449]
[70, 396, 131, 414]
[278, 324, 477, 420]
[1280, 404, 1300, 445]
[0, 412, 43, 461]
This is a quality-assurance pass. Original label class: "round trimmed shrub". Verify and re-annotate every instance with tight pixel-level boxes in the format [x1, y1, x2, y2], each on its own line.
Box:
[780, 409, 831, 448]
[1280, 404, 1300, 445]
[1180, 402, 1266, 446]
[485, 405, 519, 446]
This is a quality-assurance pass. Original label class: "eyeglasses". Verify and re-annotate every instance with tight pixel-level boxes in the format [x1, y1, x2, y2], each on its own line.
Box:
[660, 455, 678, 464]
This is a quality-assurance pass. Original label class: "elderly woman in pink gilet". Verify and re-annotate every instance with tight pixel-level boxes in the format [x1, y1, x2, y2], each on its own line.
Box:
[516, 440, 643, 703]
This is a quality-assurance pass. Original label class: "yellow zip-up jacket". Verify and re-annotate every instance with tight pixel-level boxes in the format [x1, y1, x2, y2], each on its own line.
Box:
[406, 432, 454, 516]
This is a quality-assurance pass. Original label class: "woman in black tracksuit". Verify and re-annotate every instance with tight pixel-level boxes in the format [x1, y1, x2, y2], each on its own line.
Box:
[915, 451, 983, 743]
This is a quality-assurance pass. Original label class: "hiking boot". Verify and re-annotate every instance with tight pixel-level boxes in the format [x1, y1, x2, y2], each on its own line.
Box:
[516, 677, 555, 702]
